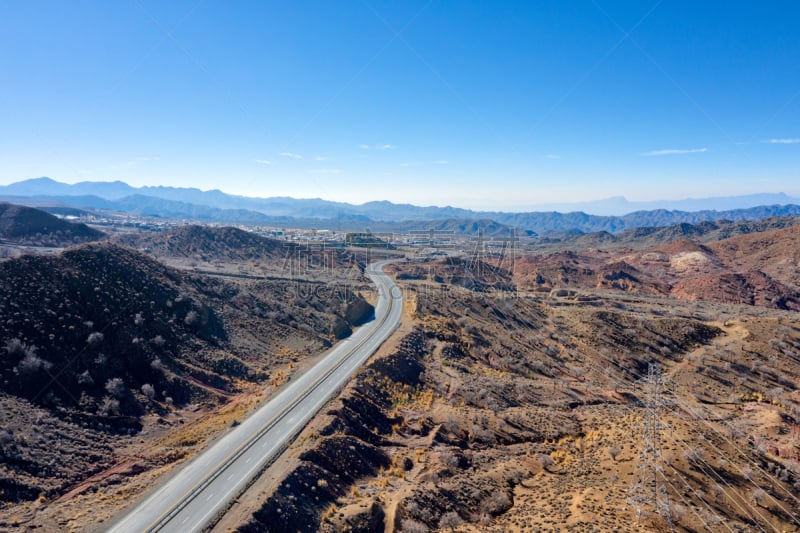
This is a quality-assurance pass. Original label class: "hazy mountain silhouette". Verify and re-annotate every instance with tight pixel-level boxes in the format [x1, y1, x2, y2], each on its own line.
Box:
[2, 178, 800, 234]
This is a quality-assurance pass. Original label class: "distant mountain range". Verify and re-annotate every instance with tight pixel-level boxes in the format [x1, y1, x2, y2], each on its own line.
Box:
[532, 216, 800, 251]
[518, 193, 800, 216]
[2, 177, 800, 235]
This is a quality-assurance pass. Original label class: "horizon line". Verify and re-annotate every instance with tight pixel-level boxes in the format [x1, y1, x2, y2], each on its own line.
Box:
[0, 176, 797, 215]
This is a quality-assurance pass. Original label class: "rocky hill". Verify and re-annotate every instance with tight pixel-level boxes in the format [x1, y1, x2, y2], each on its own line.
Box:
[532, 216, 800, 252]
[515, 225, 800, 310]
[112, 224, 372, 283]
[706, 225, 800, 289]
[0, 202, 103, 246]
[113, 225, 287, 262]
[0, 242, 371, 508]
[234, 280, 800, 532]
[387, 256, 515, 293]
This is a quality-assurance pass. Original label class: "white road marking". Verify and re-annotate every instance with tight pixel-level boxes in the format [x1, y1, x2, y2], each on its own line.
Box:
[107, 261, 402, 533]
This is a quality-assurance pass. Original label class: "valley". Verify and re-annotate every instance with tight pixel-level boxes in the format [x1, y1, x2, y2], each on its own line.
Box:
[0, 201, 799, 532]
[6, 3, 800, 530]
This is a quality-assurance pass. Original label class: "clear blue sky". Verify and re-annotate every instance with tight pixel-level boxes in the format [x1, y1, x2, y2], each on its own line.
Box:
[1, 1, 799, 209]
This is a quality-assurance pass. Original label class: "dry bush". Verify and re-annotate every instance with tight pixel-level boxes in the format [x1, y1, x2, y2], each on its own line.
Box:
[438, 511, 464, 529]
[481, 491, 512, 516]
[400, 518, 430, 533]
[608, 445, 621, 461]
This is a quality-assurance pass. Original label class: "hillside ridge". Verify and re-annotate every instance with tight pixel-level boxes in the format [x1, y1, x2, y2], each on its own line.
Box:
[3, 178, 800, 234]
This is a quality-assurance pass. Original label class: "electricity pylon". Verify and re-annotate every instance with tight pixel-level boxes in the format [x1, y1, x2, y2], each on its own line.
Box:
[627, 362, 672, 526]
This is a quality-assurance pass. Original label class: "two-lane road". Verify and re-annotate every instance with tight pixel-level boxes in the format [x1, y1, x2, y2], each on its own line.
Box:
[108, 260, 403, 532]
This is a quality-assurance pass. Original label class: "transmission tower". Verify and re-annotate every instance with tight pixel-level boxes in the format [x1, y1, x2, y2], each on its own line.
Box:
[627, 362, 672, 526]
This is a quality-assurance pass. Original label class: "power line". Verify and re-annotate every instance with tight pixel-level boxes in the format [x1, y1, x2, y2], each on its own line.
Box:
[627, 362, 672, 525]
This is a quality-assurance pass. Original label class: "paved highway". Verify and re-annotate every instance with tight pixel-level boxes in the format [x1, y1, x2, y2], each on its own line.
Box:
[108, 260, 403, 532]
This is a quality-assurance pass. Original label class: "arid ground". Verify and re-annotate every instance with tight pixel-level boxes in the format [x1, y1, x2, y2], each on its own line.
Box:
[2, 220, 800, 532]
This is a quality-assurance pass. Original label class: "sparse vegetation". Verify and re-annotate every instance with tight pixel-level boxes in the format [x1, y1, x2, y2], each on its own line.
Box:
[239, 235, 800, 532]
[0, 236, 372, 525]
[5, 216, 800, 532]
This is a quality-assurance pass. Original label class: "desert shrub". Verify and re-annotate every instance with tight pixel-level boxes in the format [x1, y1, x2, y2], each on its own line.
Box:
[608, 445, 621, 461]
[750, 489, 767, 505]
[98, 396, 121, 416]
[683, 447, 705, 466]
[403, 501, 432, 523]
[470, 424, 495, 445]
[6, 339, 48, 373]
[400, 518, 429, 533]
[184, 310, 199, 326]
[438, 511, 464, 529]
[141, 383, 156, 400]
[78, 391, 95, 411]
[4, 338, 27, 356]
[105, 377, 126, 399]
[439, 450, 460, 469]
[14, 348, 50, 375]
[481, 491, 512, 515]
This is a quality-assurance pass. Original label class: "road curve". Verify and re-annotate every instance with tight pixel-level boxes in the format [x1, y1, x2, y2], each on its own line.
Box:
[107, 260, 403, 532]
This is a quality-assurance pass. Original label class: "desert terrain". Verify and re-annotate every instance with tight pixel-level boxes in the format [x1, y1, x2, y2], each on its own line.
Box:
[221, 224, 800, 532]
[5, 2, 800, 530]
[1, 208, 799, 532]
[0, 220, 380, 531]
[230, 274, 800, 532]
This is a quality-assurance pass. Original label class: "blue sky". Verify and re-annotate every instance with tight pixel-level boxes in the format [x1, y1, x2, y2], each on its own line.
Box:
[1, 1, 799, 210]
